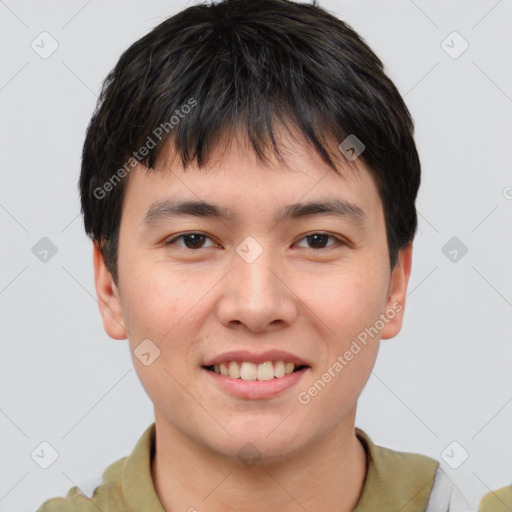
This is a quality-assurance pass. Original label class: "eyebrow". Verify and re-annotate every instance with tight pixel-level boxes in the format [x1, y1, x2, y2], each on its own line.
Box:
[142, 197, 367, 228]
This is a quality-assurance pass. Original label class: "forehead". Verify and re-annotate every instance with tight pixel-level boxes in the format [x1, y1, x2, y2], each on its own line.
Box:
[120, 127, 382, 228]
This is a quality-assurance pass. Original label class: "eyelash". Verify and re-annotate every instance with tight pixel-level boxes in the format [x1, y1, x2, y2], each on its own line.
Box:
[163, 232, 347, 251]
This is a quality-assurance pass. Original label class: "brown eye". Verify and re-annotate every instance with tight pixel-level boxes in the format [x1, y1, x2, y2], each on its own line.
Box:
[164, 232, 345, 251]
[295, 233, 345, 250]
[165, 233, 216, 249]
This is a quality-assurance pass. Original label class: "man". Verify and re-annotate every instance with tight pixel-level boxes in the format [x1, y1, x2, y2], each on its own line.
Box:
[37, 0, 474, 510]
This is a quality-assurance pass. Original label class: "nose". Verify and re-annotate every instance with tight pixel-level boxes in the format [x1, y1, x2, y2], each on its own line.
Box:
[215, 244, 298, 333]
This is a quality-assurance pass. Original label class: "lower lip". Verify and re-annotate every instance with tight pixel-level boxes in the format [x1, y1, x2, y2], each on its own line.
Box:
[202, 366, 310, 400]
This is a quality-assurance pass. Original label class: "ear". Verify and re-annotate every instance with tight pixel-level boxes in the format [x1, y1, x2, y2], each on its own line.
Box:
[93, 241, 127, 340]
[380, 243, 413, 340]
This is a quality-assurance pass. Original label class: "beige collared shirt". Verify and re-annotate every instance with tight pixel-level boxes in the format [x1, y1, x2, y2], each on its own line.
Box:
[37, 423, 443, 512]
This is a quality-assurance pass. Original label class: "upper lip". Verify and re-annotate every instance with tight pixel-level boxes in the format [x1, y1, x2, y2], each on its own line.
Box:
[202, 350, 311, 367]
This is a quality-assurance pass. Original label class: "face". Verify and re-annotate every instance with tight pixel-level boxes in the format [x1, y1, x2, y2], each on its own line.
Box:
[94, 128, 412, 463]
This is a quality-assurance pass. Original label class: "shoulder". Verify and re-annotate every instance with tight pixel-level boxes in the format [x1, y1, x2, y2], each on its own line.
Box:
[35, 423, 157, 512]
[36, 457, 127, 512]
[354, 428, 439, 511]
[356, 427, 439, 482]
[354, 429, 474, 512]
[478, 484, 512, 512]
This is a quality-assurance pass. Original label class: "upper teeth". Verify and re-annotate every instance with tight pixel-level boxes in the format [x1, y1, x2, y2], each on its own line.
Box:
[213, 361, 296, 380]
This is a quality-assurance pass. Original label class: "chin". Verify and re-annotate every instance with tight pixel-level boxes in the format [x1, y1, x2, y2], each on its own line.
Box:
[208, 428, 308, 466]
[213, 440, 303, 467]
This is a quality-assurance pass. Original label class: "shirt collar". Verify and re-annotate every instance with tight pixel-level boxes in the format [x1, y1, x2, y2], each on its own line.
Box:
[354, 427, 438, 511]
[121, 423, 437, 512]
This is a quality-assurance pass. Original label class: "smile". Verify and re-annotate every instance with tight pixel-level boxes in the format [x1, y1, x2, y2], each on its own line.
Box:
[202, 361, 310, 400]
[204, 360, 309, 381]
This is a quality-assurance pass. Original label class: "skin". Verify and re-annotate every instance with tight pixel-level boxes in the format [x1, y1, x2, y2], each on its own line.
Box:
[94, 126, 413, 512]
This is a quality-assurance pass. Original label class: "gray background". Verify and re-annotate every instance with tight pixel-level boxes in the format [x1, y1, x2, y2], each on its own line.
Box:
[0, 0, 511, 510]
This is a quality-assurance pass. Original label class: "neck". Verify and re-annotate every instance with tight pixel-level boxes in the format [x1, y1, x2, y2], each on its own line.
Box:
[151, 409, 368, 512]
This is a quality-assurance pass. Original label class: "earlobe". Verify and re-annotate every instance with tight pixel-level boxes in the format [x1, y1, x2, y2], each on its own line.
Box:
[93, 241, 127, 340]
[380, 243, 413, 340]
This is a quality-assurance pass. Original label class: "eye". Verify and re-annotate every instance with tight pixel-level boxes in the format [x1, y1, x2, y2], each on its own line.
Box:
[164, 232, 345, 251]
[295, 232, 346, 250]
[164, 232, 217, 250]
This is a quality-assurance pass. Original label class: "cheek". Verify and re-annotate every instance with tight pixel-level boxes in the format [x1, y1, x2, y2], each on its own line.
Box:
[121, 265, 185, 333]
[302, 266, 388, 340]
[296, 263, 386, 403]
[120, 265, 216, 374]
[121, 270, 195, 404]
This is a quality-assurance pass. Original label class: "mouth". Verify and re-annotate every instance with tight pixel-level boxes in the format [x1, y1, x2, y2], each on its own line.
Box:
[202, 361, 310, 381]
[201, 361, 311, 400]
[201, 350, 312, 399]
